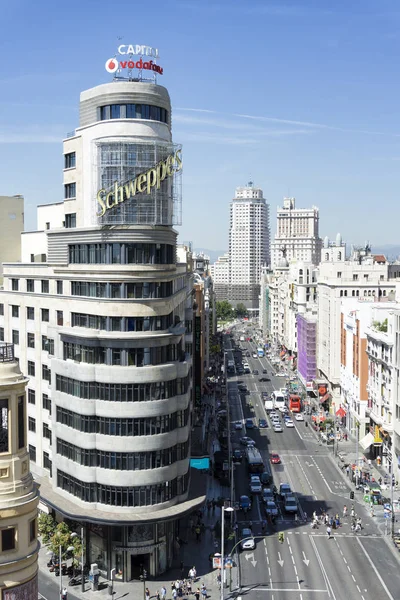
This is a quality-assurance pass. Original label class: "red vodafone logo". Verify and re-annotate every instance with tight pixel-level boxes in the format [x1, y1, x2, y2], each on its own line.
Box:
[105, 58, 119, 73]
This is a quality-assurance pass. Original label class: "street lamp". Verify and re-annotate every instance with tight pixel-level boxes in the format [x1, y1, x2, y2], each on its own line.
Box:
[70, 527, 85, 592]
[220, 505, 234, 600]
[59, 544, 75, 597]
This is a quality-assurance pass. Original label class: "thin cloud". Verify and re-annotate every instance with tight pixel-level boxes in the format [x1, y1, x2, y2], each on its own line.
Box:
[174, 106, 400, 137]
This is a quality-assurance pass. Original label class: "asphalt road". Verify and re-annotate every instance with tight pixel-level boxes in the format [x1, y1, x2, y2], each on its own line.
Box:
[38, 569, 80, 600]
[225, 328, 400, 600]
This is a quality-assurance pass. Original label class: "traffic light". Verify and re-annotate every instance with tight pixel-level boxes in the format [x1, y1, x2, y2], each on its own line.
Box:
[350, 491, 354, 500]
[278, 532, 284, 543]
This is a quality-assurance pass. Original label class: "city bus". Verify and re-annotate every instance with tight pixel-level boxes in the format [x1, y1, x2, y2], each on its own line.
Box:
[245, 447, 264, 473]
[257, 347, 265, 358]
[289, 394, 301, 412]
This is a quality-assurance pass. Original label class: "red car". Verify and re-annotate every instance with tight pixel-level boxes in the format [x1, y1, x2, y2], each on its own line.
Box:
[270, 453, 281, 465]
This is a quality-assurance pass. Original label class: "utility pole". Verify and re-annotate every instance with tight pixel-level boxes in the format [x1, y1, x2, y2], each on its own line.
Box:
[355, 422, 359, 489]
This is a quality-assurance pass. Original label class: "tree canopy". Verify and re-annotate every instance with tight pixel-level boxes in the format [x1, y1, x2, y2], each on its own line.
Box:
[215, 300, 233, 321]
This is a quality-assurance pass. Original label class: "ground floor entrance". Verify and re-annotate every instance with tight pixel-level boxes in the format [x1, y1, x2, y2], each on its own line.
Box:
[130, 553, 150, 580]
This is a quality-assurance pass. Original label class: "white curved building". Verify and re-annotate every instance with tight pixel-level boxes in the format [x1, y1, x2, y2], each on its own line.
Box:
[0, 79, 199, 580]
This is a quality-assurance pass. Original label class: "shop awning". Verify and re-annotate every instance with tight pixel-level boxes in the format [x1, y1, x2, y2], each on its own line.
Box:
[320, 393, 331, 403]
[312, 415, 326, 422]
[359, 432, 374, 451]
[336, 407, 346, 418]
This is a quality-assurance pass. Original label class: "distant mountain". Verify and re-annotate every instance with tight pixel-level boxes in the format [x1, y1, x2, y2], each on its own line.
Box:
[193, 248, 227, 263]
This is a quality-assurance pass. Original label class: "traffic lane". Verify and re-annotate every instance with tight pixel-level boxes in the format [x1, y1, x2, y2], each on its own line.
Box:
[313, 533, 398, 600]
[238, 535, 272, 590]
[359, 536, 400, 599]
[39, 570, 80, 600]
[284, 532, 329, 597]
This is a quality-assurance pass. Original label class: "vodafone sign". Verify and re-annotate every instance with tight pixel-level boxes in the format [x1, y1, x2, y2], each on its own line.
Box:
[105, 44, 163, 76]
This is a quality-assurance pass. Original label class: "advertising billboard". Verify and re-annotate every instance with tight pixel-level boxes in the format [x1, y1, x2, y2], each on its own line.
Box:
[94, 140, 182, 226]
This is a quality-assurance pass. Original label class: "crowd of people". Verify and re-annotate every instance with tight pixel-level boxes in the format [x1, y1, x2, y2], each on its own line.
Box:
[149, 569, 209, 600]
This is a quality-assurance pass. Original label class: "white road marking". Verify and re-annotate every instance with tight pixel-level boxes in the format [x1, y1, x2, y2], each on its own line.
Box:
[356, 537, 395, 600]
[309, 535, 337, 600]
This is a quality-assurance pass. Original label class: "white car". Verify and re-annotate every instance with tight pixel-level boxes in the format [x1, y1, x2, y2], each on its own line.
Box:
[278, 406, 289, 414]
[276, 372, 287, 377]
[273, 423, 283, 433]
[249, 475, 262, 494]
[240, 527, 255, 550]
[269, 411, 279, 419]
[252, 353, 258, 358]
[234, 421, 243, 430]
[295, 413, 304, 421]
[285, 419, 294, 428]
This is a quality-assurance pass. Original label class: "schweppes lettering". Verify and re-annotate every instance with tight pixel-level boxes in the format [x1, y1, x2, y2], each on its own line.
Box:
[96, 148, 182, 217]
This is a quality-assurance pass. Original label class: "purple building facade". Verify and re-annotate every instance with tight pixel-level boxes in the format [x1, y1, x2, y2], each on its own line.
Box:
[297, 313, 317, 383]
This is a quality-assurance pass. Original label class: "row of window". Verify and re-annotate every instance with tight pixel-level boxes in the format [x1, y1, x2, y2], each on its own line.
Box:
[10, 305, 63, 325]
[28, 418, 51, 442]
[57, 470, 188, 507]
[70, 280, 174, 300]
[99, 104, 168, 124]
[71, 312, 173, 332]
[63, 342, 181, 366]
[27, 361, 51, 382]
[68, 243, 175, 265]
[56, 406, 189, 435]
[56, 438, 189, 470]
[55, 374, 190, 402]
[26, 333, 54, 354]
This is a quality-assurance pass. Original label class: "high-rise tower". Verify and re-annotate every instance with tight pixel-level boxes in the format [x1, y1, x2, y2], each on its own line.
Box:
[0, 59, 197, 579]
[228, 182, 270, 311]
[0, 343, 39, 598]
[271, 197, 322, 267]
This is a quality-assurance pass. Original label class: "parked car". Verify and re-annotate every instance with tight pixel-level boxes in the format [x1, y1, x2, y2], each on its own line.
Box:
[240, 527, 255, 550]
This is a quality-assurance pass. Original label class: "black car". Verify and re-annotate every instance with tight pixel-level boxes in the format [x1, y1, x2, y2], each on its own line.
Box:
[253, 370, 259, 375]
[258, 418, 268, 428]
[259, 377, 271, 382]
[260, 471, 273, 486]
[232, 449, 243, 462]
[263, 369, 268, 374]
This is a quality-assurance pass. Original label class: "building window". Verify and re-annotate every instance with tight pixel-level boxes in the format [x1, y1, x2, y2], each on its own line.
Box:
[26, 279, 34, 292]
[46, 222, 50, 230]
[64, 184, 76, 200]
[65, 213, 76, 228]
[42, 336, 54, 355]
[27, 333, 35, 348]
[29, 445, 36, 462]
[41, 280, 49, 294]
[0, 304, 3, 316]
[27, 361, 35, 376]
[41, 309, 49, 322]
[57, 280, 63, 294]
[337, 272, 342, 278]
[1, 527, 16, 552]
[0, 328, 4, 342]
[41, 254, 47, 262]
[43, 451, 52, 475]
[30, 254, 34, 263]
[353, 274, 358, 281]
[27, 307, 35, 320]
[64, 152, 76, 169]
[42, 365, 51, 383]
[42, 394, 51, 414]
[12, 330, 19, 345]
[56, 311, 63, 326]
[11, 279, 19, 291]
[364, 274, 369, 281]
[43, 424, 52, 444]
[0, 399, 9, 453]
[11, 305, 19, 318]
[28, 389, 35, 405]
[28, 417, 36, 433]
[29, 519, 37, 543]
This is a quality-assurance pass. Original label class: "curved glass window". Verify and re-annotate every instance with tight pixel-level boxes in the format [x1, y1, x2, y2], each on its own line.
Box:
[57, 469, 189, 506]
[56, 406, 189, 435]
[70, 280, 174, 299]
[55, 374, 190, 402]
[63, 342, 181, 366]
[69, 243, 175, 265]
[56, 438, 189, 470]
[99, 104, 168, 124]
[71, 312, 173, 332]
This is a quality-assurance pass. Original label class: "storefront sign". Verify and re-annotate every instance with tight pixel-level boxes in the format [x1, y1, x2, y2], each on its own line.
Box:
[96, 149, 182, 217]
[118, 44, 159, 57]
[106, 44, 162, 75]
[112, 543, 162, 554]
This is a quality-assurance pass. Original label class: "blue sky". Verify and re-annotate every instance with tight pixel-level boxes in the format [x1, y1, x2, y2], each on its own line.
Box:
[1, 0, 400, 252]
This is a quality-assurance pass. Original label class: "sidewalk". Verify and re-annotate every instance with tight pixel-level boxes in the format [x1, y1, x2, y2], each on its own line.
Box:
[38, 472, 231, 600]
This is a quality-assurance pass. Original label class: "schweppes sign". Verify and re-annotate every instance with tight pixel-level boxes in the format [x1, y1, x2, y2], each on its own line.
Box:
[96, 148, 182, 217]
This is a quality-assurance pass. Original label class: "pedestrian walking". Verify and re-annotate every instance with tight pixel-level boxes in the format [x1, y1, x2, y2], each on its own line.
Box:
[145, 587, 151, 600]
[343, 505, 347, 518]
[161, 586, 167, 600]
[201, 582, 207, 598]
[327, 526, 332, 539]
[156, 591, 160, 600]
[172, 588, 177, 600]
[195, 588, 200, 600]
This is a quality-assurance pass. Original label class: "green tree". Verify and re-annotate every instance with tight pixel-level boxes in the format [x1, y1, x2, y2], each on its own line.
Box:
[216, 300, 233, 321]
[38, 513, 57, 544]
[235, 303, 248, 318]
[210, 343, 221, 355]
[48, 522, 83, 571]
